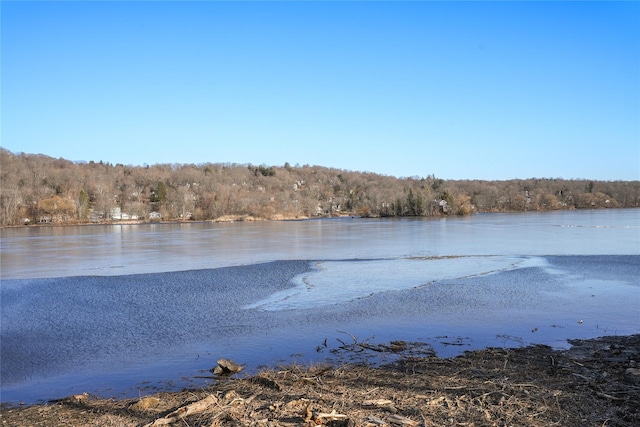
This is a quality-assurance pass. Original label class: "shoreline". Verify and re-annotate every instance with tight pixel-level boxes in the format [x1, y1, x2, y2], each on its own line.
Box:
[1, 213, 358, 229]
[4, 206, 636, 230]
[2, 334, 639, 426]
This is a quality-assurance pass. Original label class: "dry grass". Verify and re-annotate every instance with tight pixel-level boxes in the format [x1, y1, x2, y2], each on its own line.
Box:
[2, 335, 638, 427]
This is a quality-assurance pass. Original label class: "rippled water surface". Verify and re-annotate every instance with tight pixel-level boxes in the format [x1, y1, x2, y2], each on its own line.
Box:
[1, 209, 639, 403]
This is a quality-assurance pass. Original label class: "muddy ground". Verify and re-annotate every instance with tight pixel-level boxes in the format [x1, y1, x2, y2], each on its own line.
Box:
[2, 334, 639, 427]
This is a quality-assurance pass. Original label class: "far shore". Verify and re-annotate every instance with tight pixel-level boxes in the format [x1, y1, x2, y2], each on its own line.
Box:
[5, 206, 637, 230]
[2, 213, 366, 228]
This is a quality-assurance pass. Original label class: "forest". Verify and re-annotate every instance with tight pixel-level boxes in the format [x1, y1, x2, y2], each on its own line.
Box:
[1, 148, 638, 226]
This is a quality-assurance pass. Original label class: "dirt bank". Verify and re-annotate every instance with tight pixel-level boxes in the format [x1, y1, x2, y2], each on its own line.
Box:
[2, 334, 639, 427]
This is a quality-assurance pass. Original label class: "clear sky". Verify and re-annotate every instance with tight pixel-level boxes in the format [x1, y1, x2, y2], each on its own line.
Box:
[2, 1, 639, 181]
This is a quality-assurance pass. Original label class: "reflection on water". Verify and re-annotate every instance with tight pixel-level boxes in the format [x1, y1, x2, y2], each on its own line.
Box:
[1, 209, 639, 404]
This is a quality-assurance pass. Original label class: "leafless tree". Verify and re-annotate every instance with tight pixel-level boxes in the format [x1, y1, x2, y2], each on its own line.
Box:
[1, 148, 637, 226]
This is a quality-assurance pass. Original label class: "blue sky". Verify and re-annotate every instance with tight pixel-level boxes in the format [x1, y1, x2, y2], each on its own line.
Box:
[2, 1, 639, 180]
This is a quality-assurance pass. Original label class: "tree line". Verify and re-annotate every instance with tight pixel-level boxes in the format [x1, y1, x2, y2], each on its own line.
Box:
[1, 148, 638, 226]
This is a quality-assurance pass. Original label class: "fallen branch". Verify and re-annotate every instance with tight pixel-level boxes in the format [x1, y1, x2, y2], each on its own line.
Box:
[337, 330, 359, 344]
[363, 399, 398, 413]
[596, 392, 626, 402]
[366, 415, 387, 425]
[315, 410, 349, 421]
[144, 394, 218, 426]
[387, 413, 419, 426]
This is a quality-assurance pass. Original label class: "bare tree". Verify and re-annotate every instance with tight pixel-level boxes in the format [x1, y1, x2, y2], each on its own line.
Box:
[1, 149, 638, 226]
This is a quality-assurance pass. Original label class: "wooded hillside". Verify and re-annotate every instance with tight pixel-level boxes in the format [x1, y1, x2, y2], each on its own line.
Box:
[1, 148, 638, 226]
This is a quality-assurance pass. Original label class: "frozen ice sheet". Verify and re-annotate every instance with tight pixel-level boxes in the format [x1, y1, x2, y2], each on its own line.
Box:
[244, 256, 548, 311]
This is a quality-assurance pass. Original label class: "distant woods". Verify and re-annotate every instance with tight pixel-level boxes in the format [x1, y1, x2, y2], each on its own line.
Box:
[1, 148, 638, 226]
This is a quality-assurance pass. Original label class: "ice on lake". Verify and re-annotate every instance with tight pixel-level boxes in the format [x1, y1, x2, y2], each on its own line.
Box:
[245, 256, 550, 310]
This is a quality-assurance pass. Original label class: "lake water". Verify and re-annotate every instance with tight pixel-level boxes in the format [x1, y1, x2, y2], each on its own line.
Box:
[1, 209, 639, 404]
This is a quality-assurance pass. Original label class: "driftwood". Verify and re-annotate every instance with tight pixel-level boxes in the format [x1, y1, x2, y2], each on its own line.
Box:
[365, 416, 387, 426]
[144, 394, 218, 426]
[314, 410, 349, 421]
[386, 413, 419, 426]
[364, 413, 419, 427]
[305, 405, 349, 424]
[143, 390, 257, 426]
[362, 398, 398, 413]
